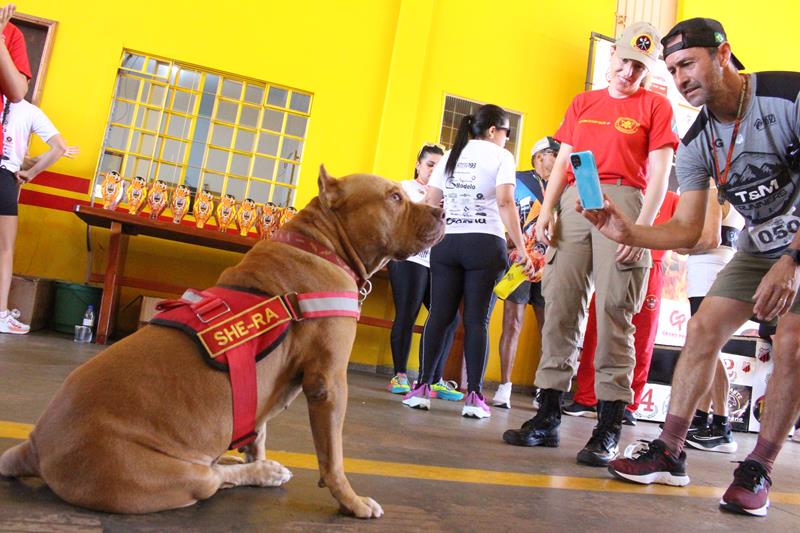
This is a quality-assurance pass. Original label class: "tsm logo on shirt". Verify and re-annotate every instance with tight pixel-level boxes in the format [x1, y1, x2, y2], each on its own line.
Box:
[614, 117, 640, 134]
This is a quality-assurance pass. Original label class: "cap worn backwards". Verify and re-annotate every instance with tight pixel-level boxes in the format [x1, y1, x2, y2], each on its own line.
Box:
[661, 18, 745, 70]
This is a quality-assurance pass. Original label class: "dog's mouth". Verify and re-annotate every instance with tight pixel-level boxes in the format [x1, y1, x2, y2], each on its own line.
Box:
[131, 189, 143, 200]
[175, 198, 187, 210]
[105, 184, 117, 196]
[152, 193, 164, 204]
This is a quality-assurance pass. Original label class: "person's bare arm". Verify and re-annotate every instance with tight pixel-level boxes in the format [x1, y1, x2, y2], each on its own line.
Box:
[0, 5, 28, 103]
[16, 134, 67, 183]
[675, 181, 723, 254]
[617, 145, 673, 263]
[580, 188, 708, 250]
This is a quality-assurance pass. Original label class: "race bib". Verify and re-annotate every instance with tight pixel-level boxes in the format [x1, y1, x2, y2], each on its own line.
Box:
[747, 214, 800, 253]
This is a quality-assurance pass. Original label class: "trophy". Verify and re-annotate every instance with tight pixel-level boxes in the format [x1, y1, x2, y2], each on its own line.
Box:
[101, 171, 124, 210]
[171, 184, 191, 224]
[193, 189, 215, 229]
[126, 176, 148, 215]
[278, 206, 297, 229]
[216, 194, 238, 232]
[256, 202, 280, 240]
[147, 180, 169, 220]
[236, 198, 258, 236]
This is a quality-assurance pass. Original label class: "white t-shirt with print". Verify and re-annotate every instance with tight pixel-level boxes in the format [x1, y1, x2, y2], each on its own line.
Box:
[428, 139, 517, 239]
[401, 179, 431, 267]
[1, 99, 60, 173]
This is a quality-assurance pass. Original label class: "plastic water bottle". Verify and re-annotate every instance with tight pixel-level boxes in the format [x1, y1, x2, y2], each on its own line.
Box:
[74, 305, 94, 343]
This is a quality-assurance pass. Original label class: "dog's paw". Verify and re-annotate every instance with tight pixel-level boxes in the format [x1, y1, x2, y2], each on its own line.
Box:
[339, 496, 383, 519]
[258, 460, 292, 487]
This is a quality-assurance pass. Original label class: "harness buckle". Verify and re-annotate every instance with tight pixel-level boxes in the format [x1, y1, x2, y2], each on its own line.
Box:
[282, 292, 303, 321]
[194, 298, 232, 324]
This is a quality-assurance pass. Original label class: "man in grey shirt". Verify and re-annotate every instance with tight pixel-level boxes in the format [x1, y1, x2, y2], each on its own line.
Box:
[580, 18, 800, 518]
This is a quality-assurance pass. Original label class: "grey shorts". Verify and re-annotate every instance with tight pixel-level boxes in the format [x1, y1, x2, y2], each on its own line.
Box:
[708, 250, 800, 315]
[506, 280, 545, 307]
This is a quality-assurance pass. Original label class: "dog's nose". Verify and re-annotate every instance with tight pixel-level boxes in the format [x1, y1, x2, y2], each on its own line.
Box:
[432, 206, 445, 220]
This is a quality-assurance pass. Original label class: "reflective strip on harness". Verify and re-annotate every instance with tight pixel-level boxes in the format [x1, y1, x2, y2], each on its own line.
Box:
[197, 296, 293, 358]
[297, 292, 360, 319]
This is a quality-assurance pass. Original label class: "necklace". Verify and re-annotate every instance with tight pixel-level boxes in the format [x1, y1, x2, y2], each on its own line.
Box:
[711, 74, 748, 204]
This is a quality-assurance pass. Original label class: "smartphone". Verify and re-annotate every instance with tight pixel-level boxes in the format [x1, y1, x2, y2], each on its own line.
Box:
[569, 151, 604, 210]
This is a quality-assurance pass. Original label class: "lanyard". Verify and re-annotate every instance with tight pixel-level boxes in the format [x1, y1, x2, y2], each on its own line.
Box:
[710, 74, 748, 202]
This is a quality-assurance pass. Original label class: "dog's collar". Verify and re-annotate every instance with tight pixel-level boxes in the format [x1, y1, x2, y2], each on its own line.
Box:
[271, 230, 367, 289]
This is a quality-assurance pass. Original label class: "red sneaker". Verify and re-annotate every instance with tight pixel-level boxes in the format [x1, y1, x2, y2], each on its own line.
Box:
[607, 439, 690, 486]
[720, 460, 771, 517]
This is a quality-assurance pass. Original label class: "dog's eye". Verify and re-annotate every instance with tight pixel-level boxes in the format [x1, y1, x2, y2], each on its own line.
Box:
[390, 192, 402, 202]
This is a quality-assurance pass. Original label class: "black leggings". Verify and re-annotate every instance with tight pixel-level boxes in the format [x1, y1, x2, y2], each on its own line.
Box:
[388, 260, 455, 380]
[689, 296, 703, 316]
[421, 233, 507, 393]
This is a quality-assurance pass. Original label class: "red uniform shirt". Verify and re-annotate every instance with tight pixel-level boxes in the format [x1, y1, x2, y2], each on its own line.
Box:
[1, 23, 32, 153]
[556, 88, 678, 190]
[651, 190, 679, 262]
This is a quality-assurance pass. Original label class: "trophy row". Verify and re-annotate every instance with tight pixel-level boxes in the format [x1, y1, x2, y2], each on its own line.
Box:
[99, 171, 296, 239]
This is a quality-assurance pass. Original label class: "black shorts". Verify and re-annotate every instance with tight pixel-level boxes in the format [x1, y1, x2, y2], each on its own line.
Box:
[506, 280, 545, 307]
[0, 168, 19, 216]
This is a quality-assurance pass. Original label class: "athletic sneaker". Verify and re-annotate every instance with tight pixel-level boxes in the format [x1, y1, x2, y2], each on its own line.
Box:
[607, 439, 690, 486]
[720, 460, 771, 517]
[562, 401, 597, 418]
[0, 309, 30, 335]
[492, 382, 512, 408]
[685, 424, 738, 453]
[401, 383, 430, 410]
[461, 391, 491, 419]
[431, 379, 464, 401]
[388, 373, 411, 394]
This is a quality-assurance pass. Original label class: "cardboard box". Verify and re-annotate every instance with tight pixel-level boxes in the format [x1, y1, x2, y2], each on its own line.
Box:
[8, 276, 54, 331]
[138, 296, 165, 328]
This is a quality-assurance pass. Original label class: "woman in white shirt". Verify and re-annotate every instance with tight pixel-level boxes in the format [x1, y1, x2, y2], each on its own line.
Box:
[387, 143, 462, 402]
[402, 104, 532, 418]
[0, 99, 67, 334]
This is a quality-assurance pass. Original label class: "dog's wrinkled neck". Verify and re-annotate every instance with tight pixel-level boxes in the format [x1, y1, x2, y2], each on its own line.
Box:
[283, 197, 377, 284]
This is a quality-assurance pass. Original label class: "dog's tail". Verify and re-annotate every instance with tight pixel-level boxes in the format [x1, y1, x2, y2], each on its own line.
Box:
[0, 440, 40, 478]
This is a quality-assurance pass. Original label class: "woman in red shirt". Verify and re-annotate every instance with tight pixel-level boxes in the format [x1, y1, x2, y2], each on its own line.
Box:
[503, 22, 678, 466]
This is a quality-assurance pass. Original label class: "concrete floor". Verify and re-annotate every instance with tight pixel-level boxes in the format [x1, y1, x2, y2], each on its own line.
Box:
[1, 331, 798, 532]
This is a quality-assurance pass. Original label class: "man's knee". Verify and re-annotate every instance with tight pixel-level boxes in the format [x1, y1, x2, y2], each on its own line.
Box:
[772, 330, 800, 366]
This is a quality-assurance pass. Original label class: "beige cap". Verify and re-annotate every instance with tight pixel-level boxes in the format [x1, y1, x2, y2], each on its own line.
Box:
[616, 21, 662, 71]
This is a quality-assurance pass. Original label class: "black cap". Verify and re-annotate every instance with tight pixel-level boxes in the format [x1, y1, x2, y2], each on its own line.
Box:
[661, 18, 745, 70]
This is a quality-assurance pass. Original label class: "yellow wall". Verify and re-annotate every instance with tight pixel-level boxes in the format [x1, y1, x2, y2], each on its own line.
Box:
[678, 1, 800, 72]
[13, 0, 622, 384]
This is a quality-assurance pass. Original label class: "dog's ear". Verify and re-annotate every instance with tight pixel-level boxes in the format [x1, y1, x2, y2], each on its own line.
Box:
[318, 164, 342, 208]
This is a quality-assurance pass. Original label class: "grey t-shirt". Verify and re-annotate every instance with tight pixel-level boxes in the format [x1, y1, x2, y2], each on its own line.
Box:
[677, 72, 800, 258]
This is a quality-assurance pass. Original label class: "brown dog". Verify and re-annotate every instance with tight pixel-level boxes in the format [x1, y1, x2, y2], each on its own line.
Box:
[0, 166, 444, 518]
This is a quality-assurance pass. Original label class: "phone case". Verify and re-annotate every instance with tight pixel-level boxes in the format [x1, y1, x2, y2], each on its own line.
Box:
[570, 151, 604, 210]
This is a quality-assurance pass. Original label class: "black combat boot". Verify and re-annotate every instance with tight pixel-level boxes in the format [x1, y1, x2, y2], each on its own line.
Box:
[502, 388, 563, 447]
[576, 399, 625, 466]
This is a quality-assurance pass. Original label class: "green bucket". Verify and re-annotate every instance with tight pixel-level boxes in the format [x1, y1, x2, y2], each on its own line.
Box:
[52, 282, 103, 334]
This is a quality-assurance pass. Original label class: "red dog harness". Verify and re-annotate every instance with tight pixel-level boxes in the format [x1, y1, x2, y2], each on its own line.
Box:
[151, 232, 363, 450]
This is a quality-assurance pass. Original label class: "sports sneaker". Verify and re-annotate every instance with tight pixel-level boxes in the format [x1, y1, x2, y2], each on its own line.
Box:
[431, 379, 464, 401]
[562, 401, 597, 418]
[622, 409, 637, 426]
[0, 309, 30, 335]
[607, 439, 690, 486]
[402, 383, 430, 410]
[686, 424, 738, 453]
[720, 460, 771, 517]
[461, 391, 491, 419]
[388, 373, 411, 394]
[492, 382, 512, 408]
